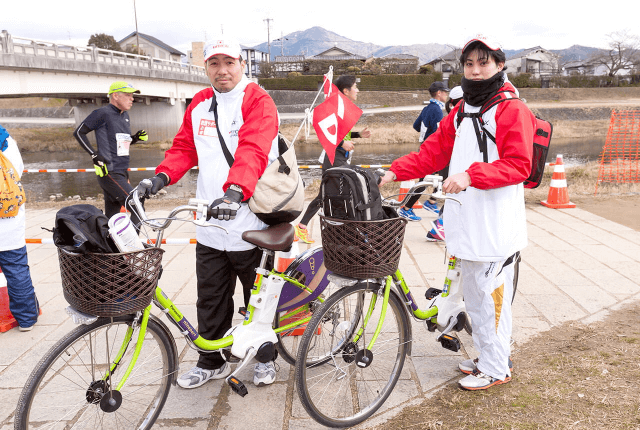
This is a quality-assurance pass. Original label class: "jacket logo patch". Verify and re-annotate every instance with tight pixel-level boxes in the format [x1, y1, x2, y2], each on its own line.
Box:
[198, 119, 217, 137]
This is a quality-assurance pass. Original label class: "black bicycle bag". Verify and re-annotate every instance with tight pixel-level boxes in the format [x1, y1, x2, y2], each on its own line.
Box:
[320, 166, 390, 221]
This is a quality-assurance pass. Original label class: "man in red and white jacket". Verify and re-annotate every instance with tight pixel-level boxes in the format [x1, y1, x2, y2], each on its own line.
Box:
[140, 38, 280, 389]
[381, 34, 536, 391]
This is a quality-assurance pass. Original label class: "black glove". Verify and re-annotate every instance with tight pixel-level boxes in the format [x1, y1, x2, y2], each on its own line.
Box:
[138, 173, 170, 198]
[91, 153, 108, 177]
[131, 130, 148, 144]
[207, 186, 243, 221]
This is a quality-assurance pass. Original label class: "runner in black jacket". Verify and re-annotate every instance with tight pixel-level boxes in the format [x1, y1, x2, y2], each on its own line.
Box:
[74, 81, 147, 230]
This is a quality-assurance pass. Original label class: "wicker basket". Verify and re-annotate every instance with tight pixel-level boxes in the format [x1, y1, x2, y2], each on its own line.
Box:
[57, 247, 164, 317]
[319, 215, 408, 279]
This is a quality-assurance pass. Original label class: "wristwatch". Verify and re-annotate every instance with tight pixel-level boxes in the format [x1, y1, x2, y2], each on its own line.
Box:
[228, 184, 243, 194]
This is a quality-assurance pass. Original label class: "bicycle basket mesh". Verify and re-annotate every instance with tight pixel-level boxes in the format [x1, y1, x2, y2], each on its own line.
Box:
[57, 247, 164, 317]
[319, 215, 407, 279]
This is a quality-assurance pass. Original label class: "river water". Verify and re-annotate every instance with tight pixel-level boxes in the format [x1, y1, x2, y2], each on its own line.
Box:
[20, 137, 606, 202]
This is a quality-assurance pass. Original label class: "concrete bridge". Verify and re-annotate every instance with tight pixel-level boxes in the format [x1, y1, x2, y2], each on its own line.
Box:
[0, 31, 211, 140]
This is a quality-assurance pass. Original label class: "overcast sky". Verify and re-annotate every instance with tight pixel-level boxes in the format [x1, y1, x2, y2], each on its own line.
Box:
[4, 0, 636, 55]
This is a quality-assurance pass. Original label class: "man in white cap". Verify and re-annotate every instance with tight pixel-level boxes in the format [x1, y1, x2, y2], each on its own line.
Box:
[74, 81, 148, 229]
[381, 34, 535, 391]
[140, 38, 281, 389]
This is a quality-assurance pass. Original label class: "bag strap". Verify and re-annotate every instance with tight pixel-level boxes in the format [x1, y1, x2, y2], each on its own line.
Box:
[213, 96, 292, 177]
[212, 95, 235, 168]
[456, 90, 520, 163]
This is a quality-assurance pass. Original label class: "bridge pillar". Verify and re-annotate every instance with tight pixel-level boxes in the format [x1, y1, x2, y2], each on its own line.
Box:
[72, 99, 187, 143]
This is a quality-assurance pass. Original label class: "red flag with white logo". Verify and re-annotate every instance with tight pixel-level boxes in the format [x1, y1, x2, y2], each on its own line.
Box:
[323, 74, 339, 99]
[312, 92, 362, 164]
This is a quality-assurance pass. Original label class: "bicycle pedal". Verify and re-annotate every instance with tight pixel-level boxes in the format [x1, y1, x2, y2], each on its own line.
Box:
[425, 288, 442, 300]
[226, 375, 248, 397]
[438, 334, 461, 352]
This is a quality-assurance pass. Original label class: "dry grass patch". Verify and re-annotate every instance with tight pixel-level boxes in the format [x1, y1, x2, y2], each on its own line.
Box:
[376, 302, 640, 430]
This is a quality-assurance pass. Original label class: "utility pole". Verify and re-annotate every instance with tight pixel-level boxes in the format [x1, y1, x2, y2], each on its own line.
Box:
[133, 0, 140, 55]
[264, 18, 273, 61]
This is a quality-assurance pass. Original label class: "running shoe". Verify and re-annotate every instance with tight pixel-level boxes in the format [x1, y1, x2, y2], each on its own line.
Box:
[459, 368, 511, 390]
[423, 199, 439, 214]
[254, 361, 276, 386]
[177, 363, 231, 389]
[398, 207, 421, 222]
[294, 224, 315, 244]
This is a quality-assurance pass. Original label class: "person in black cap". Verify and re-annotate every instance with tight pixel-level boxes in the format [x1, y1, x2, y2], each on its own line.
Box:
[398, 81, 450, 222]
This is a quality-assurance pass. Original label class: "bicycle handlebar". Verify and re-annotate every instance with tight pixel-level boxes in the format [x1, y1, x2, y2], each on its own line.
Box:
[383, 174, 462, 208]
[128, 184, 229, 234]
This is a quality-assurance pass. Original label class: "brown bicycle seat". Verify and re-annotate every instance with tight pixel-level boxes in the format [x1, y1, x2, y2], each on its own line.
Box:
[242, 223, 295, 252]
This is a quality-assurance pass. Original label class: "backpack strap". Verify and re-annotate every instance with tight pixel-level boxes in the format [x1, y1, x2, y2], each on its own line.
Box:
[456, 90, 520, 162]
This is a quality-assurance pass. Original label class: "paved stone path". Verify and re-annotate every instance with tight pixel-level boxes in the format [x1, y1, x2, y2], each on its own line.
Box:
[1, 201, 639, 429]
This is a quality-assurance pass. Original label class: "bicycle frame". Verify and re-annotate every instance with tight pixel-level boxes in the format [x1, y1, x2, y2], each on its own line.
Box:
[80, 189, 330, 395]
[327, 176, 466, 355]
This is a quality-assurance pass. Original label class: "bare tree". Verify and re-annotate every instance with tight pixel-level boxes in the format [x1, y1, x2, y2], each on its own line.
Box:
[590, 30, 640, 76]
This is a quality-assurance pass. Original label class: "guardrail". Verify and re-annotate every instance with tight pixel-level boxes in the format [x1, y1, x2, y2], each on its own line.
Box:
[0, 30, 206, 78]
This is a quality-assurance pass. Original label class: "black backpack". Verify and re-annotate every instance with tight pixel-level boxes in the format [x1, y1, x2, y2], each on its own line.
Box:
[321, 166, 392, 221]
[53, 204, 119, 254]
[456, 90, 552, 189]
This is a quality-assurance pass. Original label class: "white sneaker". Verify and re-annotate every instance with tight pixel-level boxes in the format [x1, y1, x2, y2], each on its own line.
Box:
[459, 368, 511, 391]
[177, 363, 231, 389]
[253, 361, 276, 387]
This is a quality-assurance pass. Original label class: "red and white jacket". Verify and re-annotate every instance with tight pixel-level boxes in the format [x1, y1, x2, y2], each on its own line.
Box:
[156, 76, 279, 251]
[391, 82, 536, 261]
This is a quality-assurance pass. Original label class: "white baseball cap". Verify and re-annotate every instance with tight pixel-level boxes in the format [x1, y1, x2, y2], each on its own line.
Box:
[449, 86, 463, 100]
[203, 38, 242, 62]
[463, 34, 503, 52]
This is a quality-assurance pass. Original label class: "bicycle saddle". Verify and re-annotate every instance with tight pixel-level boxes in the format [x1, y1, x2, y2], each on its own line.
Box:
[242, 223, 294, 251]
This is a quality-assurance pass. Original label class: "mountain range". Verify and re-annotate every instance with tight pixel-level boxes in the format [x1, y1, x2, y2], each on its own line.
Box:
[251, 26, 603, 65]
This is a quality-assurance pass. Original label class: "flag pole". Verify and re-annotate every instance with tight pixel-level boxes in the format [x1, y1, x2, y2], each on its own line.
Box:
[290, 66, 333, 146]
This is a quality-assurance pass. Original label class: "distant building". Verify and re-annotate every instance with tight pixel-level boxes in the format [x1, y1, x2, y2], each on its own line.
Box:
[505, 47, 559, 77]
[188, 42, 205, 68]
[427, 49, 461, 81]
[378, 53, 419, 74]
[242, 46, 270, 79]
[273, 55, 306, 77]
[309, 46, 367, 61]
[118, 32, 185, 62]
[305, 46, 366, 75]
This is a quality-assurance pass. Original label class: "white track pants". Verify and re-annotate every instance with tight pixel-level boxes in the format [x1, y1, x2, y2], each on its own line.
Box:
[460, 257, 515, 380]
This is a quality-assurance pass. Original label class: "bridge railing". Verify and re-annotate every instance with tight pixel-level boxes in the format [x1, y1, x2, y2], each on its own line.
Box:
[1, 31, 206, 78]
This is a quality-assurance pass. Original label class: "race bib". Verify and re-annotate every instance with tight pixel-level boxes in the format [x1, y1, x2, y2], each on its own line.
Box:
[116, 133, 133, 156]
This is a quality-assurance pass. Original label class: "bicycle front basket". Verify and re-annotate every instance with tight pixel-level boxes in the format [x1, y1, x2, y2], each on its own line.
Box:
[319, 215, 407, 279]
[57, 247, 164, 317]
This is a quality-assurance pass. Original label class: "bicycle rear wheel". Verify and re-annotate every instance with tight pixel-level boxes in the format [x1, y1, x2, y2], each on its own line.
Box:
[295, 282, 410, 428]
[15, 314, 177, 430]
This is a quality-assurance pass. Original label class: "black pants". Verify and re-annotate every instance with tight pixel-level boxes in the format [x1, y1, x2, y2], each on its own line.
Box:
[195, 242, 263, 370]
[300, 150, 349, 225]
[97, 170, 143, 231]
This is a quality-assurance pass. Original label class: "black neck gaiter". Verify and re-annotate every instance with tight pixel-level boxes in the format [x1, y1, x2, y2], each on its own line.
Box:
[461, 72, 505, 107]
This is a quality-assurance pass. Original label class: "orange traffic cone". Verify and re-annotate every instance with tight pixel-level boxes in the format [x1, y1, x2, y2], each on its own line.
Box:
[276, 240, 299, 272]
[541, 154, 576, 209]
[398, 180, 422, 209]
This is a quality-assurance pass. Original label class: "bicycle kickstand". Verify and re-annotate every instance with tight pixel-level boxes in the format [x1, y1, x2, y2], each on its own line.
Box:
[225, 347, 257, 397]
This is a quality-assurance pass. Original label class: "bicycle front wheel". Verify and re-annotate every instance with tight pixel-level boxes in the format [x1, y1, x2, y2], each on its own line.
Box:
[15, 314, 177, 430]
[295, 282, 410, 428]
